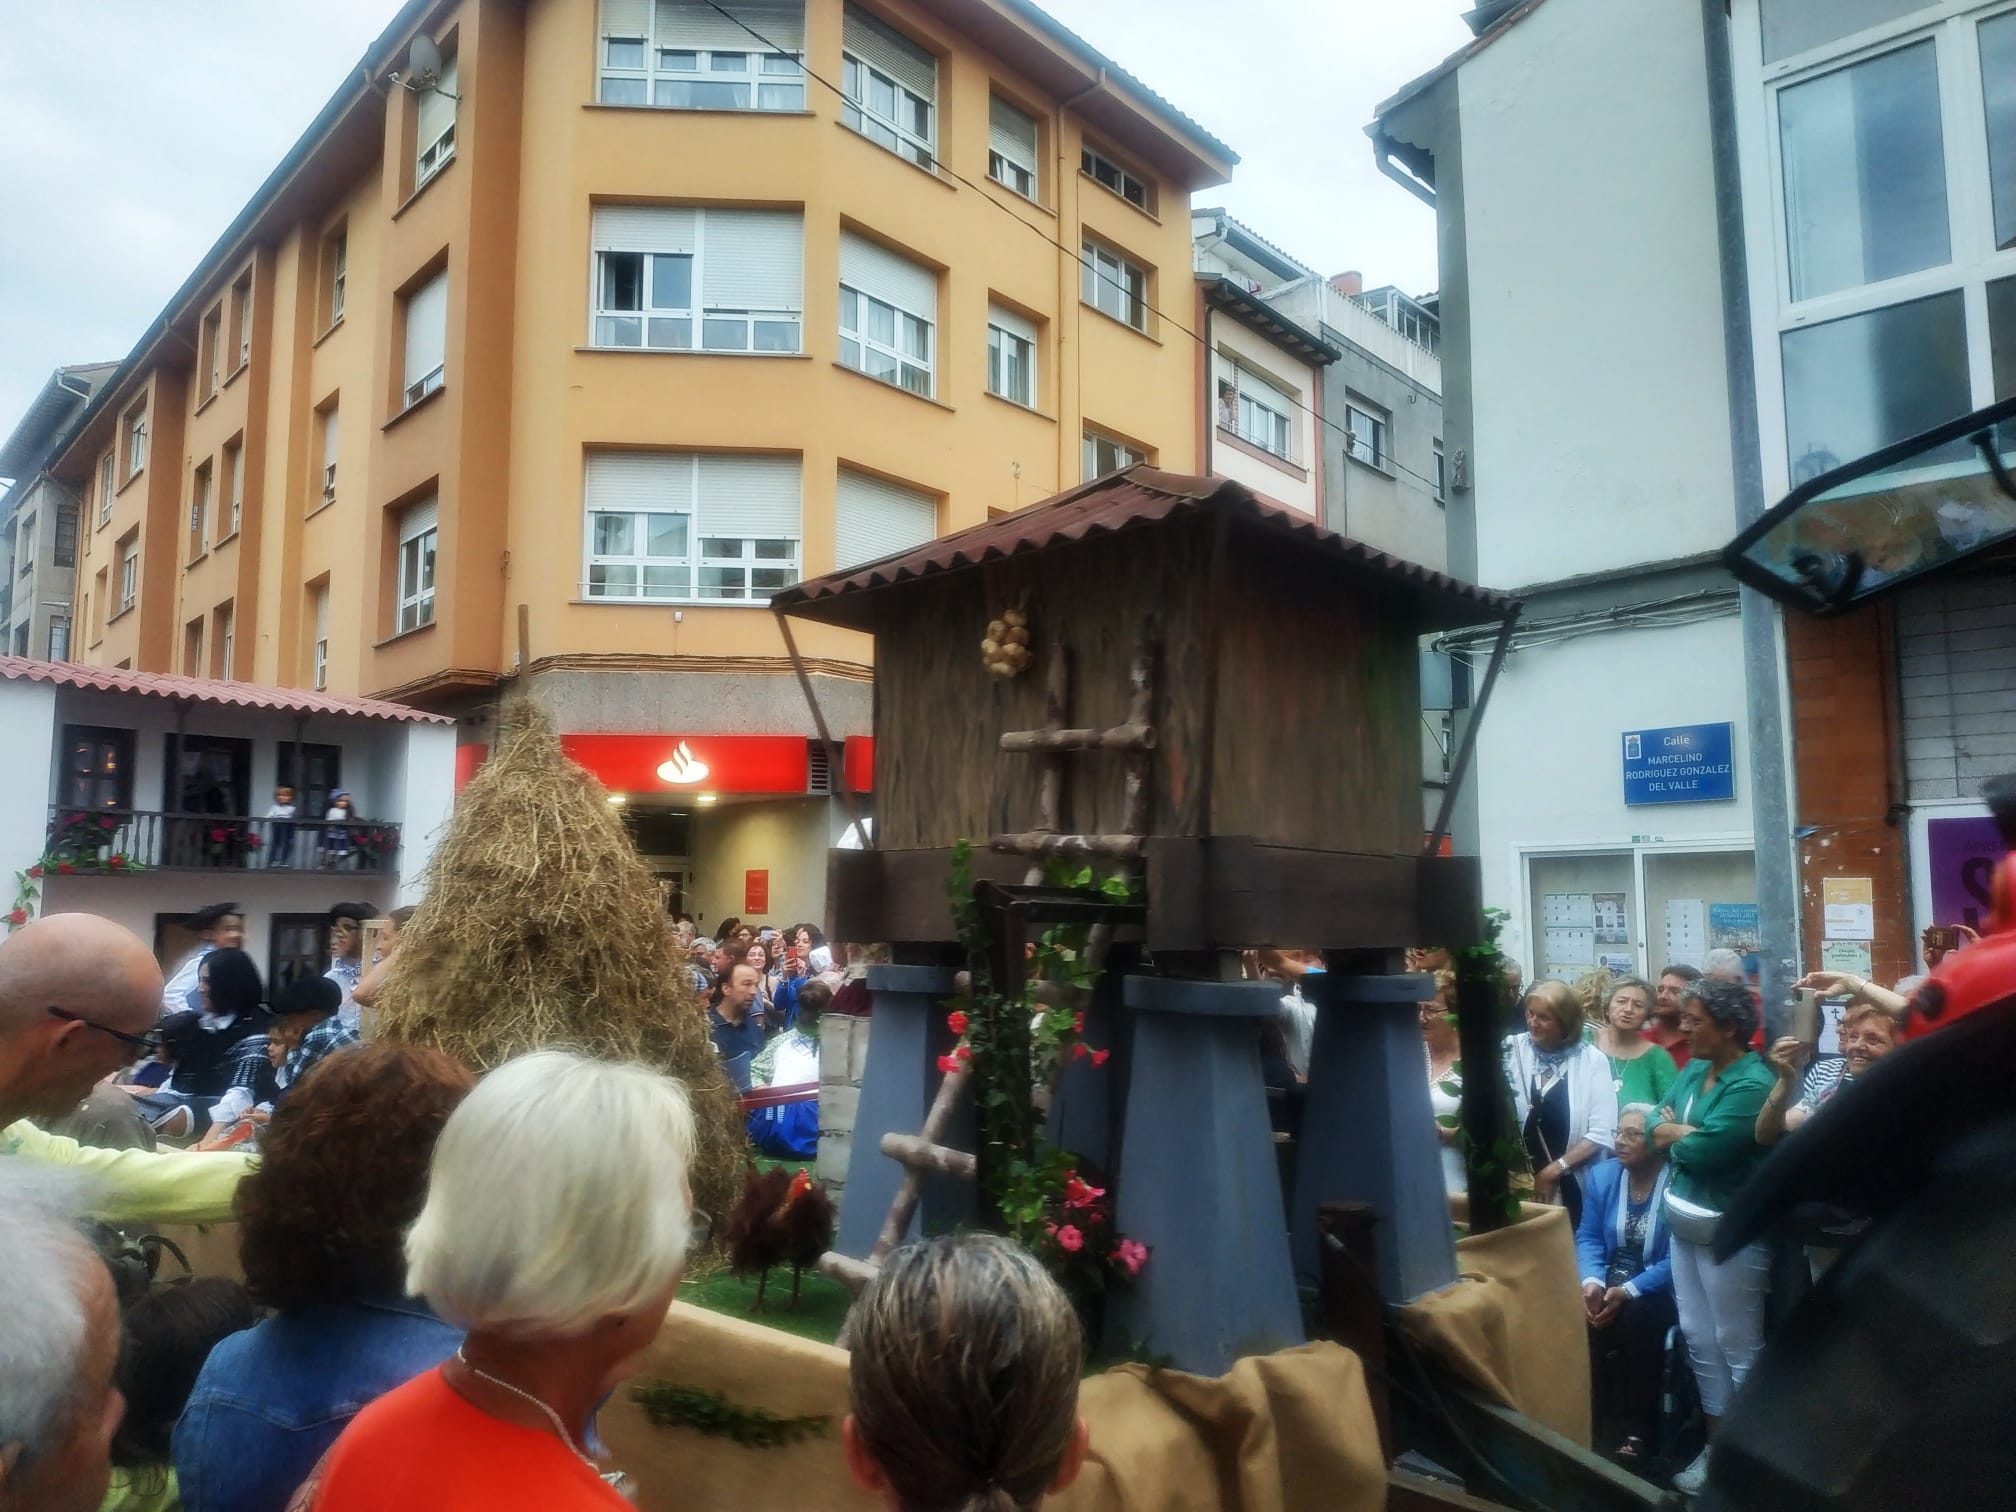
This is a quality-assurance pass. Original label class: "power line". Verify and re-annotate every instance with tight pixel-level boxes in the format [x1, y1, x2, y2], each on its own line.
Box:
[690, 1, 1451, 497]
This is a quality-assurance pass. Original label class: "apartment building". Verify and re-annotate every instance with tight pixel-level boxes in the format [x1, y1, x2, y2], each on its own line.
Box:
[0, 365, 116, 662]
[50, 0, 1234, 929]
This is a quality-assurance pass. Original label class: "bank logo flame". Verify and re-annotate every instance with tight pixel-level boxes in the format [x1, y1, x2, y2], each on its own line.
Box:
[656, 740, 711, 785]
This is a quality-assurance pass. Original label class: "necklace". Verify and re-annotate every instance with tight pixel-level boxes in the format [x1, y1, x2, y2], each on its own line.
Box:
[454, 1347, 629, 1494]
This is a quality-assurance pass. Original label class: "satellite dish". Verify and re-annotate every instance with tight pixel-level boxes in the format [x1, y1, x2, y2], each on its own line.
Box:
[407, 33, 444, 87]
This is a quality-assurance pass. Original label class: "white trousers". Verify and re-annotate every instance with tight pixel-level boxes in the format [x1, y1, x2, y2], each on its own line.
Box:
[1670, 1236, 1769, 1417]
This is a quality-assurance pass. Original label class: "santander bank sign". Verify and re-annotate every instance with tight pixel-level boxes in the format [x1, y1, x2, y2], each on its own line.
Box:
[655, 740, 711, 785]
[558, 733, 809, 796]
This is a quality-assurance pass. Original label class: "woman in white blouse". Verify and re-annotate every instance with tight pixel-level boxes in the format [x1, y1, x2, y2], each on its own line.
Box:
[1504, 979, 1618, 1230]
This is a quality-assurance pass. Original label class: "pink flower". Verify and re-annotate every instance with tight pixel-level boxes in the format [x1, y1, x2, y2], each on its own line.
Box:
[26, 865, 42, 879]
[1112, 1238, 1148, 1277]
[1090, 1048, 1110, 1067]
[1064, 1174, 1106, 1210]
[7, 908, 26, 926]
[937, 1054, 960, 1073]
[946, 1009, 969, 1035]
[1055, 1224, 1083, 1253]
[99, 815, 117, 830]
[1071, 1042, 1089, 1060]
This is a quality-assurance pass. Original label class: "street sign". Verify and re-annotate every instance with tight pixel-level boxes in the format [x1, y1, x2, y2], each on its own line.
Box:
[1622, 722, 1736, 806]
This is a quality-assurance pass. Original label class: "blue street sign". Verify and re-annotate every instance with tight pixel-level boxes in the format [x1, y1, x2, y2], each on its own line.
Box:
[1621, 722, 1736, 806]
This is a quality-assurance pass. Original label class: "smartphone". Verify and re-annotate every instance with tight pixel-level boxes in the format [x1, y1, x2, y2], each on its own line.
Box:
[1791, 989, 1820, 1050]
[1924, 925, 1959, 954]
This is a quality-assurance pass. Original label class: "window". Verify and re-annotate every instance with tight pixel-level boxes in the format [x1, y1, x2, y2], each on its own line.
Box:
[416, 53, 458, 187]
[841, 5, 936, 168]
[16, 514, 33, 575]
[97, 453, 114, 526]
[118, 535, 138, 611]
[269, 916, 332, 993]
[396, 496, 438, 633]
[184, 619, 204, 677]
[1992, 275, 2016, 400]
[402, 269, 448, 409]
[1760, 0, 1931, 64]
[276, 743, 342, 822]
[1216, 361, 1294, 460]
[1345, 400, 1389, 470]
[200, 307, 223, 399]
[213, 603, 234, 680]
[327, 228, 348, 324]
[223, 439, 243, 538]
[123, 402, 147, 479]
[835, 466, 935, 570]
[53, 502, 76, 569]
[596, 0, 806, 110]
[987, 303, 1037, 407]
[62, 725, 134, 811]
[582, 451, 800, 602]
[319, 403, 339, 505]
[1985, 12, 2015, 253]
[1782, 292, 1972, 479]
[1433, 440, 1447, 503]
[189, 461, 213, 559]
[1082, 429, 1143, 481]
[10, 625, 25, 657]
[838, 231, 935, 397]
[988, 95, 1038, 198]
[1778, 40, 1948, 303]
[228, 272, 253, 370]
[166, 734, 250, 818]
[310, 581, 330, 689]
[90, 570, 106, 642]
[1082, 144, 1151, 211]
[591, 205, 803, 353]
[47, 617, 69, 662]
[1082, 239, 1147, 331]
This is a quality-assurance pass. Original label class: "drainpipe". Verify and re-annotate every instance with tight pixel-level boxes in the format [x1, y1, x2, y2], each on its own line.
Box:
[1701, 0, 1798, 1042]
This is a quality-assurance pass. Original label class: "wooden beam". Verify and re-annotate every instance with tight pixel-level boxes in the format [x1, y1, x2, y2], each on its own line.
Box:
[1144, 838, 1422, 950]
[817, 1251, 876, 1293]
[826, 845, 1028, 944]
[999, 724, 1156, 753]
[880, 1133, 976, 1180]
[992, 832, 1145, 860]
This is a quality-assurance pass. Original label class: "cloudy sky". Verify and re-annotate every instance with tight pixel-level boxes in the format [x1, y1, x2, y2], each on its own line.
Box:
[0, 0, 1469, 441]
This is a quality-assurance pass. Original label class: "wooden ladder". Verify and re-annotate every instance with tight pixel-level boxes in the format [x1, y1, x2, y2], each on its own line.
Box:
[819, 627, 1158, 1326]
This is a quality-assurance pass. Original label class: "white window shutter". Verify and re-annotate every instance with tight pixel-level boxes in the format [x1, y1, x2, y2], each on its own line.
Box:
[592, 204, 699, 253]
[1237, 364, 1293, 415]
[399, 494, 439, 543]
[989, 96, 1037, 166]
[315, 586, 329, 640]
[657, 0, 804, 52]
[585, 451, 693, 512]
[696, 454, 801, 537]
[701, 210, 803, 309]
[601, 0, 650, 37]
[403, 271, 448, 390]
[838, 231, 935, 319]
[842, 5, 934, 100]
[835, 467, 936, 569]
[988, 302, 1036, 344]
[417, 55, 457, 145]
[323, 410, 340, 469]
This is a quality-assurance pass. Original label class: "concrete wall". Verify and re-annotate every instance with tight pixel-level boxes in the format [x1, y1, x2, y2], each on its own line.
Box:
[4, 472, 80, 658]
[688, 796, 844, 936]
[396, 722, 459, 902]
[529, 666, 872, 740]
[0, 679, 58, 899]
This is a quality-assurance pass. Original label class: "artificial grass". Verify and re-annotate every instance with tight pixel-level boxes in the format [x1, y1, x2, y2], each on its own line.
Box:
[679, 1262, 853, 1346]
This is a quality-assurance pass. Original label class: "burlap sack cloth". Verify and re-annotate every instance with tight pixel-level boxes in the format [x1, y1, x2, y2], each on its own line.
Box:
[1393, 1199, 1591, 1446]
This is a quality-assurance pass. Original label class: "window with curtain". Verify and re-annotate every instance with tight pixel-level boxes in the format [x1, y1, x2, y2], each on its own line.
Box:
[582, 451, 801, 602]
[1217, 361, 1294, 460]
[1082, 429, 1142, 481]
[591, 205, 803, 352]
[597, 0, 806, 110]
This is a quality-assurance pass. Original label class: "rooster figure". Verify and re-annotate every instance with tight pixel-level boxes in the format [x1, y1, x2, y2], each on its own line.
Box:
[724, 1165, 836, 1310]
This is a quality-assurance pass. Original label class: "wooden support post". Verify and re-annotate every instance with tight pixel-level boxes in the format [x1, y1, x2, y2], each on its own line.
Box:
[870, 1063, 972, 1262]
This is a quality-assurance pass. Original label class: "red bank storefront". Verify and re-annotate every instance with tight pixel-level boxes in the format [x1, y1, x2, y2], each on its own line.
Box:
[554, 733, 872, 934]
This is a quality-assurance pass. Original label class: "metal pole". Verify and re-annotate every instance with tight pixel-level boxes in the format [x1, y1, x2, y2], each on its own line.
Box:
[772, 608, 866, 837]
[1425, 607, 1519, 856]
[1703, 0, 1798, 1040]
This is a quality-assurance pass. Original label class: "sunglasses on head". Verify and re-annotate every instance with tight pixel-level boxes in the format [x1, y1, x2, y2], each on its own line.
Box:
[47, 1007, 163, 1055]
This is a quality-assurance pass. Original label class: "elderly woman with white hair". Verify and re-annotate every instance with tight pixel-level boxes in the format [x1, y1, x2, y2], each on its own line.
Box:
[306, 1049, 700, 1509]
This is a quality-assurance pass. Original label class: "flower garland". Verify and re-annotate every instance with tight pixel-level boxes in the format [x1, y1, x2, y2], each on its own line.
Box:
[945, 840, 1147, 1318]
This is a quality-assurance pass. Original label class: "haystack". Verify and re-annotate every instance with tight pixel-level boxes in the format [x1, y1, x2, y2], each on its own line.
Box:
[375, 698, 746, 1226]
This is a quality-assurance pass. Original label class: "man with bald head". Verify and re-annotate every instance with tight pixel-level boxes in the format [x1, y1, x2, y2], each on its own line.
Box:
[0, 914, 251, 1225]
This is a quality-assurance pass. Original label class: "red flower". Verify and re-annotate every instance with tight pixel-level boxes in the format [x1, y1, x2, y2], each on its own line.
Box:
[937, 1054, 960, 1073]
[7, 909, 26, 926]
[1071, 1042, 1089, 1060]
[25, 865, 42, 879]
[209, 828, 229, 844]
[57, 862, 75, 875]
[1073, 1010, 1084, 1033]
[946, 1009, 969, 1035]
[955, 1044, 972, 1063]
[108, 855, 126, 869]
[1064, 1173, 1106, 1210]
[1112, 1238, 1148, 1277]
[1090, 1048, 1110, 1067]
[99, 815, 117, 830]
[1055, 1224, 1084, 1253]
[245, 835, 262, 849]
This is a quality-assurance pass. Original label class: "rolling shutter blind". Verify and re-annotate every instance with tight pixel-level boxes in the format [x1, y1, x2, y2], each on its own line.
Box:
[403, 272, 447, 389]
[601, 0, 649, 37]
[322, 410, 339, 469]
[315, 587, 328, 640]
[656, 0, 804, 51]
[1236, 364, 1293, 413]
[835, 467, 935, 569]
[697, 454, 801, 536]
[838, 231, 935, 318]
[989, 96, 1036, 167]
[842, 5, 934, 99]
[399, 495, 439, 543]
[988, 302, 1036, 344]
[1898, 573, 2016, 801]
[703, 210, 803, 309]
[592, 204, 698, 252]
[585, 451, 689, 512]
[417, 56, 457, 145]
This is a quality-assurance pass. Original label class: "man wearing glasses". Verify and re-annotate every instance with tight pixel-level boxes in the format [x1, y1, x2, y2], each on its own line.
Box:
[0, 913, 250, 1226]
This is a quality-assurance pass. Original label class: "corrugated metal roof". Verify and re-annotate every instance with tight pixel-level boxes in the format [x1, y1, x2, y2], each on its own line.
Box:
[773, 468, 1516, 630]
[0, 657, 453, 724]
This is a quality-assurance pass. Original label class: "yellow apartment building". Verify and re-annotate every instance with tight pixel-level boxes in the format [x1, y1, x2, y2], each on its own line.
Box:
[51, 0, 1233, 928]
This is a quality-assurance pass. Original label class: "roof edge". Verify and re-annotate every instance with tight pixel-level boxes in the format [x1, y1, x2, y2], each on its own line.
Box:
[0, 656, 455, 724]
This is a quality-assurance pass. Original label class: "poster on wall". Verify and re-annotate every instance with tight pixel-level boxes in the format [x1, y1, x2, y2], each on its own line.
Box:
[1821, 877, 1875, 941]
[1541, 893, 1597, 929]
[1665, 898, 1707, 968]
[744, 869, 769, 916]
[1599, 951, 1636, 975]
[1708, 902, 1761, 953]
[1593, 892, 1629, 944]
[1819, 938, 1872, 978]
[1542, 927, 1596, 981]
[1927, 816, 2005, 935]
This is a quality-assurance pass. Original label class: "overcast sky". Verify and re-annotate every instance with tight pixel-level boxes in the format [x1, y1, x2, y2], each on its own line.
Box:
[0, 0, 1469, 441]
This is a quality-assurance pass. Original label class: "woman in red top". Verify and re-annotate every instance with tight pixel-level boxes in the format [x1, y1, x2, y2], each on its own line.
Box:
[302, 1050, 700, 1509]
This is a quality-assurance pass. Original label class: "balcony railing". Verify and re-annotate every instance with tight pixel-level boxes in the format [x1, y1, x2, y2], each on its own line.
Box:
[42, 808, 402, 875]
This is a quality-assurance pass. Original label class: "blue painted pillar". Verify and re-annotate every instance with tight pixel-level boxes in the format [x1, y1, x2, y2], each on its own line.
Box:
[1289, 972, 1457, 1302]
[834, 965, 969, 1257]
[1105, 976, 1305, 1376]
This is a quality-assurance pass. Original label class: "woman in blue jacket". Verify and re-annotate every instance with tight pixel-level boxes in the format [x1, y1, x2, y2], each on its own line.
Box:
[1575, 1102, 1674, 1459]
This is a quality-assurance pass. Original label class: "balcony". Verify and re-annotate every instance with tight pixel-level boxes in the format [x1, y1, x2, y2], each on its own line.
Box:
[40, 808, 402, 875]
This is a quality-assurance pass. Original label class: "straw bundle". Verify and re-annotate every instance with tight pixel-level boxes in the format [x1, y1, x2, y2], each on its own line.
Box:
[375, 698, 746, 1226]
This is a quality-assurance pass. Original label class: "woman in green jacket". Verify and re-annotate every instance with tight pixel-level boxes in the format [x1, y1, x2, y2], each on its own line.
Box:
[1648, 976, 1775, 1498]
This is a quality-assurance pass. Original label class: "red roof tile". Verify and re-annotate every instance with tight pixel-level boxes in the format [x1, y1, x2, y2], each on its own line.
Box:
[0, 657, 453, 724]
[773, 467, 1516, 630]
